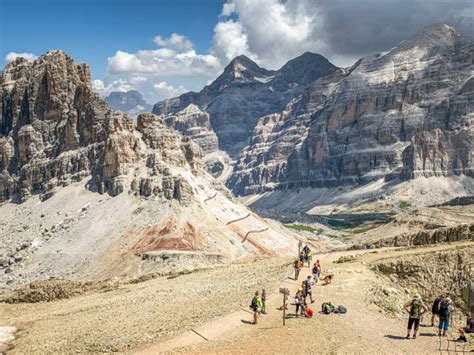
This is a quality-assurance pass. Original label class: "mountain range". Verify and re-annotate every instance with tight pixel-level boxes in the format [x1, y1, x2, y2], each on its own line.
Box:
[153, 24, 474, 196]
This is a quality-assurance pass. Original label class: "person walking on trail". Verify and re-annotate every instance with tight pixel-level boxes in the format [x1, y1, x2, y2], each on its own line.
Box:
[306, 248, 313, 268]
[250, 290, 263, 324]
[304, 275, 314, 304]
[299, 251, 306, 265]
[312, 263, 319, 284]
[457, 312, 474, 342]
[438, 297, 454, 337]
[295, 288, 305, 317]
[294, 258, 303, 280]
[404, 294, 428, 339]
[431, 295, 443, 326]
[315, 259, 321, 277]
[261, 289, 267, 315]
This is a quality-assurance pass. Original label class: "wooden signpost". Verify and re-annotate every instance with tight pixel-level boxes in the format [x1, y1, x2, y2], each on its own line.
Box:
[279, 287, 290, 326]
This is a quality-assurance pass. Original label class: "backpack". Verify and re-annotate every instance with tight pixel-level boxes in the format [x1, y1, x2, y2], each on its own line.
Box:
[335, 305, 347, 314]
[410, 299, 421, 319]
[250, 297, 258, 310]
[439, 299, 450, 318]
[322, 302, 332, 314]
[294, 260, 300, 268]
[305, 307, 313, 318]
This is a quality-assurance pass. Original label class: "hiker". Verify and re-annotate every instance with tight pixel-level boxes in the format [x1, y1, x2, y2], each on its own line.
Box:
[304, 275, 314, 303]
[299, 251, 306, 264]
[294, 258, 302, 280]
[438, 297, 454, 337]
[250, 290, 263, 324]
[315, 259, 321, 277]
[431, 295, 443, 326]
[295, 288, 306, 317]
[312, 263, 319, 284]
[306, 248, 313, 268]
[404, 294, 428, 339]
[457, 312, 474, 342]
[261, 289, 267, 314]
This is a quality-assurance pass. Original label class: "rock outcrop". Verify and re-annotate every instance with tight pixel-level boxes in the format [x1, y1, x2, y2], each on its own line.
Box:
[104, 90, 152, 117]
[228, 24, 474, 195]
[163, 104, 219, 154]
[0, 50, 201, 203]
[153, 52, 339, 157]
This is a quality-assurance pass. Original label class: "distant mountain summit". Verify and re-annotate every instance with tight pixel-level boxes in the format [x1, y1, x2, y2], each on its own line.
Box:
[229, 23, 474, 195]
[105, 90, 152, 117]
[153, 52, 339, 157]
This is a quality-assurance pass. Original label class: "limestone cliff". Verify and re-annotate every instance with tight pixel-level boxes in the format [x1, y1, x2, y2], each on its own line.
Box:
[153, 52, 339, 158]
[229, 24, 474, 195]
[0, 50, 201, 203]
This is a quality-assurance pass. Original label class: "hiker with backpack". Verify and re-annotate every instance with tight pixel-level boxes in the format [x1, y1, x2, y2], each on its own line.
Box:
[312, 263, 319, 284]
[295, 288, 306, 317]
[431, 295, 443, 327]
[294, 258, 303, 280]
[315, 259, 321, 277]
[261, 289, 267, 315]
[404, 294, 428, 339]
[250, 290, 263, 324]
[438, 297, 454, 337]
[304, 275, 314, 304]
[306, 248, 313, 268]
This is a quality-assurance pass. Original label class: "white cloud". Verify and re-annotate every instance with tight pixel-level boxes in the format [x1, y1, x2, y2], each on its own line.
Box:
[97, 33, 222, 103]
[154, 81, 187, 98]
[153, 33, 193, 51]
[211, 20, 254, 63]
[5, 52, 38, 63]
[212, 0, 328, 68]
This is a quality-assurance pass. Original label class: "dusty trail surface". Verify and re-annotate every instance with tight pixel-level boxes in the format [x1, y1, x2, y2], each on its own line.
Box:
[1, 258, 290, 353]
[141, 242, 474, 354]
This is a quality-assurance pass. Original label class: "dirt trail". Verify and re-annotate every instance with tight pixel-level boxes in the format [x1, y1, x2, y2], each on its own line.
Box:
[138, 242, 474, 354]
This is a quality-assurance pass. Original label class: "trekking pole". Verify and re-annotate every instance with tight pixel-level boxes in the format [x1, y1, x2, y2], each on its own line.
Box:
[283, 293, 286, 326]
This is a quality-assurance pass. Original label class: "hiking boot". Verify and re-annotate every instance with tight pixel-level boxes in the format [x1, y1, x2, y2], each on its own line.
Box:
[413, 335, 416, 339]
[406, 335, 410, 339]
[457, 336, 467, 342]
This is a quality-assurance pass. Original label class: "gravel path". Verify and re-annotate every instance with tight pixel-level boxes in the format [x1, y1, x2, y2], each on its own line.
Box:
[1, 257, 291, 353]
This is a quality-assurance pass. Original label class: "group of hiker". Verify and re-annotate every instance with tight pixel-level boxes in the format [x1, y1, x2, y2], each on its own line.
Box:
[251, 244, 328, 324]
[405, 293, 473, 342]
[295, 245, 320, 281]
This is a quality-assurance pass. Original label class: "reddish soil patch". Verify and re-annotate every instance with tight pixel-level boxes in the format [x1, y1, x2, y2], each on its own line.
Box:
[131, 219, 201, 254]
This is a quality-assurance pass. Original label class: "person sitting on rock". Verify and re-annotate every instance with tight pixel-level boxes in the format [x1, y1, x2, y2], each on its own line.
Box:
[457, 312, 473, 342]
[404, 294, 428, 339]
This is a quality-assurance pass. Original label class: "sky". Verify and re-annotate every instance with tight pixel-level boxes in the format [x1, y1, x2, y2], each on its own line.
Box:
[1, 0, 473, 103]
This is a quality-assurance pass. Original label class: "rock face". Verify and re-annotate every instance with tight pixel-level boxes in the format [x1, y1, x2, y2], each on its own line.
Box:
[163, 104, 219, 154]
[0, 50, 201, 203]
[229, 24, 474, 195]
[153, 52, 339, 157]
[104, 90, 152, 117]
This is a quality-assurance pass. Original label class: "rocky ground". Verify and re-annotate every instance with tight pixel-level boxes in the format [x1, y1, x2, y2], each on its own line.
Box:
[147, 242, 474, 354]
[0, 257, 292, 353]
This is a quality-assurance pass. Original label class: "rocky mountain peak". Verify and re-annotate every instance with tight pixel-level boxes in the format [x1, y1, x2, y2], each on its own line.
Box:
[105, 90, 152, 117]
[0, 50, 202, 202]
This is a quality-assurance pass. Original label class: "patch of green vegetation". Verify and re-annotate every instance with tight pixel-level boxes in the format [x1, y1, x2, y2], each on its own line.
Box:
[398, 200, 411, 209]
[327, 219, 353, 229]
[283, 224, 317, 233]
[206, 161, 224, 178]
[345, 224, 379, 234]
